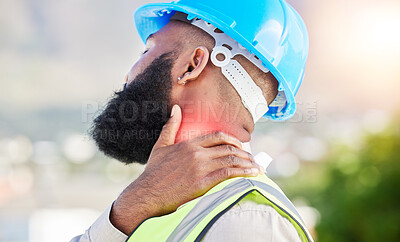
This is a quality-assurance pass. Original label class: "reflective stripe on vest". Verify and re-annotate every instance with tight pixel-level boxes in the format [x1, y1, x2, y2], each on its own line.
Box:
[127, 175, 314, 242]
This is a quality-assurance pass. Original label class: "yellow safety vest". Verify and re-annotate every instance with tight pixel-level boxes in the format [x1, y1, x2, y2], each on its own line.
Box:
[127, 174, 314, 242]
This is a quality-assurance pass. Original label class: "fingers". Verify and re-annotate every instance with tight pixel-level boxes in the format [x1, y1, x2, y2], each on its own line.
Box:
[212, 156, 260, 171]
[194, 131, 242, 149]
[207, 145, 254, 161]
[203, 167, 260, 188]
[153, 105, 182, 149]
[208, 146, 262, 172]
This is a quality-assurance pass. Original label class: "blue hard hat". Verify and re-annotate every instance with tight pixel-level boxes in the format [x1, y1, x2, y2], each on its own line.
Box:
[134, 0, 309, 121]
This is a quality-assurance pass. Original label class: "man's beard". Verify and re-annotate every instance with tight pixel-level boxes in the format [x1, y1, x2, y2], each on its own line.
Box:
[90, 52, 175, 164]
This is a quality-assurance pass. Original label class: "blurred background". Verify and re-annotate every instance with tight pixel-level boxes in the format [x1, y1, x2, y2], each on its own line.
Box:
[0, 0, 399, 241]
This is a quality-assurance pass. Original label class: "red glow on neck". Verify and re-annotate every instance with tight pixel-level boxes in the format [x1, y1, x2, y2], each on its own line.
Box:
[174, 102, 236, 143]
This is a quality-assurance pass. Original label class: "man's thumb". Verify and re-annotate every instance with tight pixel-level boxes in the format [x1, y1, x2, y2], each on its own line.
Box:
[154, 104, 182, 148]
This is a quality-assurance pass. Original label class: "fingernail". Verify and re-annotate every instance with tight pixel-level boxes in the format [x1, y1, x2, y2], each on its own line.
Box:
[251, 168, 259, 174]
[170, 105, 176, 117]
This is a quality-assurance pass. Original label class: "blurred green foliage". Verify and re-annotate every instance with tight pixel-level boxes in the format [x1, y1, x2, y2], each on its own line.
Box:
[281, 122, 400, 241]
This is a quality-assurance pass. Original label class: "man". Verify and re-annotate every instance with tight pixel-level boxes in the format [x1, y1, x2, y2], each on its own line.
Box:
[73, 0, 311, 241]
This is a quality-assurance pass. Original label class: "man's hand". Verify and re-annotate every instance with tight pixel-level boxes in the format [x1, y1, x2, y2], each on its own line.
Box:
[110, 105, 262, 235]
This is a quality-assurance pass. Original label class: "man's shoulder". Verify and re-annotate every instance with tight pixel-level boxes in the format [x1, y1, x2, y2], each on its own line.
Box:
[202, 200, 302, 241]
[222, 199, 291, 223]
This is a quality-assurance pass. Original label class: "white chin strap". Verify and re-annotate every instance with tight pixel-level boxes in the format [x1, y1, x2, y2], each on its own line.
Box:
[191, 19, 269, 123]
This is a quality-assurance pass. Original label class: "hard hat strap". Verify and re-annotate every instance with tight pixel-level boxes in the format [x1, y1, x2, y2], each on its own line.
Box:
[190, 18, 269, 123]
[221, 60, 269, 122]
[171, 12, 270, 122]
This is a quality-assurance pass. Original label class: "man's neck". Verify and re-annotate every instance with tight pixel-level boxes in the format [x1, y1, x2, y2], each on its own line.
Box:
[174, 103, 253, 143]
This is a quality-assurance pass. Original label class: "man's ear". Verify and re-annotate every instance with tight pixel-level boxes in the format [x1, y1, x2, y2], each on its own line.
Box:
[177, 46, 210, 85]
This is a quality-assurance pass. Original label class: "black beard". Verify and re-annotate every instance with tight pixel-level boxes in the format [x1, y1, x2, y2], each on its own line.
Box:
[90, 52, 175, 164]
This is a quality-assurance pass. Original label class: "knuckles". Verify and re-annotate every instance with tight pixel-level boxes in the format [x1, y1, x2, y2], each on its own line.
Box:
[190, 149, 203, 160]
[214, 131, 226, 140]
[227, 155, 239, 166]
[179, 142, 204, 161]
[226, 145, 236, 154]
[176, 141, 190, 151]
[161, 123, 170, 131]
[220, 168, 232, 179]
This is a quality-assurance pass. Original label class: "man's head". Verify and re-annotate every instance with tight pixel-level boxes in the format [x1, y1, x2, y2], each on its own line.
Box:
[91, 19, 278, 164]
[128, 20, 279, 138]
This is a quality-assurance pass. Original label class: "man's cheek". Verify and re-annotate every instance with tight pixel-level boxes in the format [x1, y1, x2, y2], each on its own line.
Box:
[127, 55, 154, 84]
